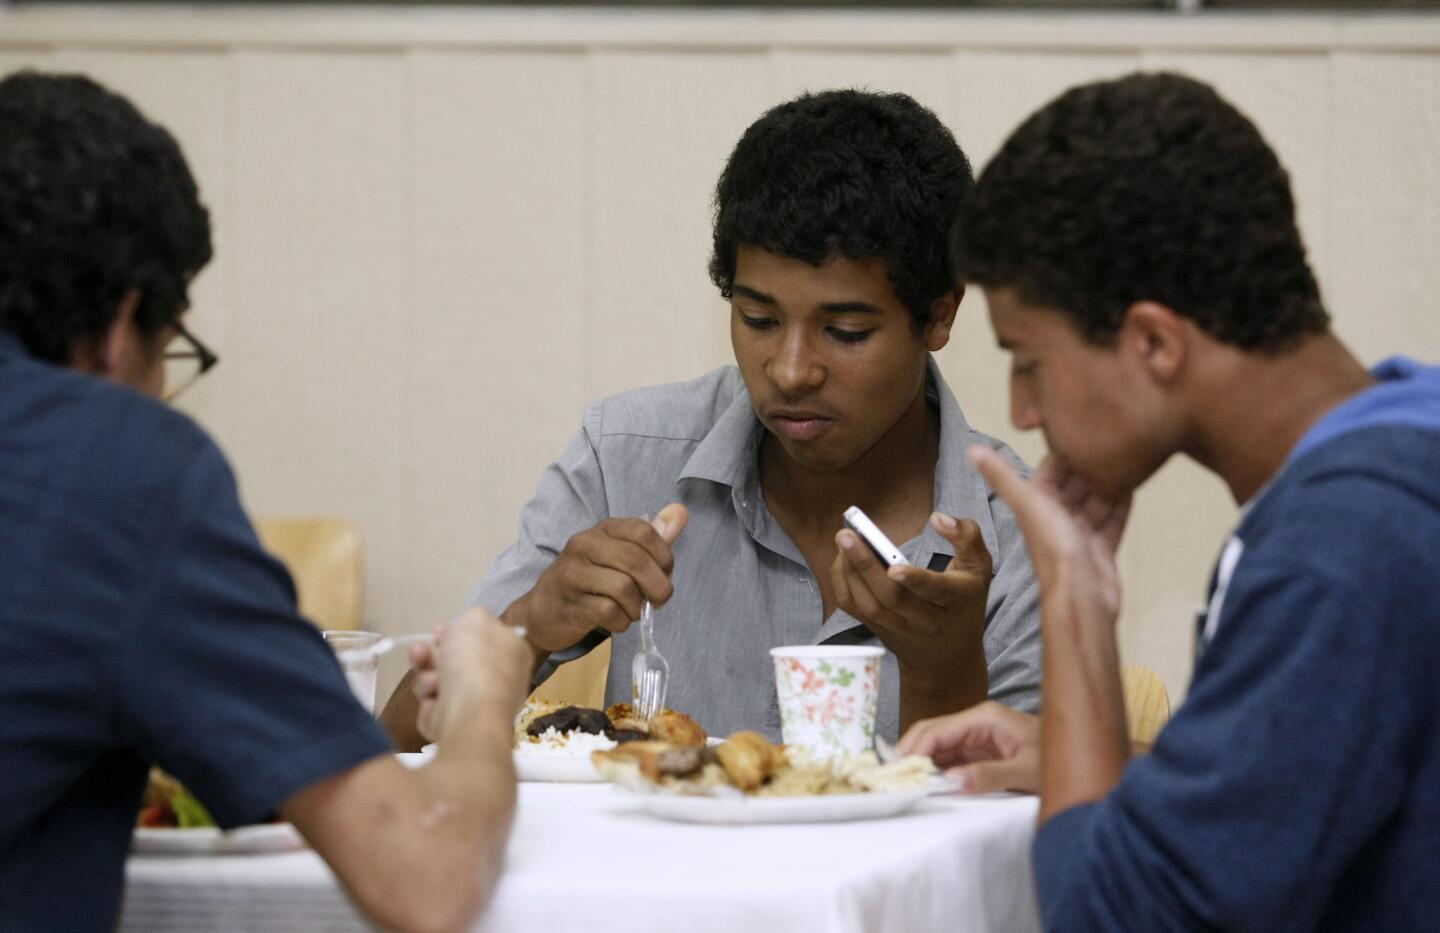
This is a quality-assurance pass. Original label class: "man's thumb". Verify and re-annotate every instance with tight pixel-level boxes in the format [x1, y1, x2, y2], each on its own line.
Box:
[653, 502, 689, 544]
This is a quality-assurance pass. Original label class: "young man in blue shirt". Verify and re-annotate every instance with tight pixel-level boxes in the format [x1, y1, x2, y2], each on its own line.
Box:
[901, 72, 1440, 930]
[0, 71, 530, 931]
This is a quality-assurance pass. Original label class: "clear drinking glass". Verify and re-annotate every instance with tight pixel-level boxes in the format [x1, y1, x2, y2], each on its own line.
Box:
[323, 630, 383, 712]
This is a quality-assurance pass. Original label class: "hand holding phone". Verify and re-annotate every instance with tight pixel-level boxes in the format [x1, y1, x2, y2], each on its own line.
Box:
[842, 506, 910, 567]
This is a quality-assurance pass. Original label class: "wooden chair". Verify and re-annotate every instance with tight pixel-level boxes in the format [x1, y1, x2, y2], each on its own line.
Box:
[255, 517, 363, 632]
[1121, 664, 1172, 745]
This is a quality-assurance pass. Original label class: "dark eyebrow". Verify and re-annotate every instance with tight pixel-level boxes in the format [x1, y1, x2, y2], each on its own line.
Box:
[732, 285, 882, 316]
[817, 301, 883, 315]
[731, 284, 776, 305]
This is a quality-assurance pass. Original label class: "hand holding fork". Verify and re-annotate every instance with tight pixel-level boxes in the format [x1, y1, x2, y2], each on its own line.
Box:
[631, 509, 684, 721]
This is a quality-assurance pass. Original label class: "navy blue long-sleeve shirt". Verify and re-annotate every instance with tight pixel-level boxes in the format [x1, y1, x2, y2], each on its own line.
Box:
[1034, 358, 1440, 931]
[0, 330, 391, 930]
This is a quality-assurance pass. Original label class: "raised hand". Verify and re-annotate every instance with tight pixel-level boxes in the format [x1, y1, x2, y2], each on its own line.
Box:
[971, 449, 1130, 630]
[507, 503, 688, 654]
[971, 446, 1135, 818]
[831, 510, 994, 724]
[833, 512, 991, 663]
[412, 608, 533, 744]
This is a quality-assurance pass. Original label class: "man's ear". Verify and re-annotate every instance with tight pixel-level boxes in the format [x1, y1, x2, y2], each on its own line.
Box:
[924, 287, 963, 352]
[1121, 300, 1187, 383]
[94, 288, 144, 377]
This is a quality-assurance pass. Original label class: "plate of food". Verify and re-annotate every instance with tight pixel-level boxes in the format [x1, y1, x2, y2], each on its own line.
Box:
[593, 731, 942, 824]
[132, 769, 304, 855]
[424, 701, 712, 783]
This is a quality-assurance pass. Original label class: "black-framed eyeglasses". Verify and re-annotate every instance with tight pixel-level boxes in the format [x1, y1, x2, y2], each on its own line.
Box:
[162, 320, 219, 402]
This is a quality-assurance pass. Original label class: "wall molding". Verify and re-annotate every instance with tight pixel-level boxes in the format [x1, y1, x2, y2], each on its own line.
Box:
[4, 4, 1440, 55]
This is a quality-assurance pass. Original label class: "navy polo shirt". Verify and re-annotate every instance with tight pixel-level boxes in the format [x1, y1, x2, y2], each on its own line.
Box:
[0, 330, 392, 930]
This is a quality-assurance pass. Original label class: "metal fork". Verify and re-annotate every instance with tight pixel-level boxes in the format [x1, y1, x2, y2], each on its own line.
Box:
[631, 516, 670, 722]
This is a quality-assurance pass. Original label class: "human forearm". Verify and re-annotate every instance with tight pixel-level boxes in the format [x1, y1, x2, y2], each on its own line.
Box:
[1038, 573, 1129, 822]
[284, 716, 517, 933]
[397, 693, 520, 924]
[898, 652, 988, 734]
[297, 613, 533, 933]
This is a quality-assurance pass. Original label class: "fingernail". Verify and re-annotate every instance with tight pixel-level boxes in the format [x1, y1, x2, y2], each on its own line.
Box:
[967, 445, 988, 466]
[838, 532, 855, 551]
[932, 512, 957, 531]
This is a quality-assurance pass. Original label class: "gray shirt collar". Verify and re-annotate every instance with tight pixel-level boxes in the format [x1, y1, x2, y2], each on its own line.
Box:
[676, 355, 997, 576]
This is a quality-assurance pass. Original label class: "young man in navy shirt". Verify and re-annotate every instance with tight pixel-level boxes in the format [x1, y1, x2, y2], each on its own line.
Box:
[901, 72, 1440, 930]
[0, 71, 529, 931]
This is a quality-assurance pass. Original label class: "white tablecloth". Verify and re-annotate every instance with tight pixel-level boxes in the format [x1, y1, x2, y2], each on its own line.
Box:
[122, 783, 1041, 933]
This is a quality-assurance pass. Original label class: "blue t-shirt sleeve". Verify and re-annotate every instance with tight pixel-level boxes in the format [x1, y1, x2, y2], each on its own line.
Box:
[117, 437, 392, 827]
[1033, 559, 1413, 932]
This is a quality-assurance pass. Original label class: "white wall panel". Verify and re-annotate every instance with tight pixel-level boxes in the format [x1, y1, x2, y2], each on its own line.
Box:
[225, 50, 408, 630]
[586, 50, 770, 401]
[0, 48, 52, 76]
[1328, 52, 1440, 366]
[767, 48, 951, 114]
[948, 50, 1139, 168]
[403, 50, 588, 630]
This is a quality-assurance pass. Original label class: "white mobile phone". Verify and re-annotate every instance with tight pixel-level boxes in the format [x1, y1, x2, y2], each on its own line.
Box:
[842, 506, 910, 567]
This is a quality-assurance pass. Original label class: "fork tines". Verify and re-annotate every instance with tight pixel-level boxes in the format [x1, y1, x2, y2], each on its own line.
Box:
[634, 668, 666, 721]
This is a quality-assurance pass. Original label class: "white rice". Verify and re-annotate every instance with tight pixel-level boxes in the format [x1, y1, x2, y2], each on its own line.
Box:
[514, 726, 616, 758]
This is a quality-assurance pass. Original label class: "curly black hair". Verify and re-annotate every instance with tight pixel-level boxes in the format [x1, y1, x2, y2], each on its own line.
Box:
[710, 89, 973, 327]
[954, 72, 1328, 352]
[0, 71, 212, 363]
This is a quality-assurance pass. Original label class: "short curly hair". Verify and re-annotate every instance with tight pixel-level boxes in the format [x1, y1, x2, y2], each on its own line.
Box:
[710, 89, 973, 327]
[954, 72, 1328, 352]
[0, 71, 212, 363]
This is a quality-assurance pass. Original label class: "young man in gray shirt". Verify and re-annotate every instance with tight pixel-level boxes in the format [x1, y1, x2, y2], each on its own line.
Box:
[386, 90, 1040, 745]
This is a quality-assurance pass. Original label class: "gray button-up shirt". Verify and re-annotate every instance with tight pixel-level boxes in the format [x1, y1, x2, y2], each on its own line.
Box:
[467, 357, 1040, 741]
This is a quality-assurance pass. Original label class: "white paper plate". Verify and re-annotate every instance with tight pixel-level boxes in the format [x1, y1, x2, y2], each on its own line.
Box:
[423, 739, 721, 783]
[514, 751, 608, 783]
[620, 786, 933, 825]
[396, 751, 432, 770]
[132, 822, 303, 855]
[421, 741, 608, 782]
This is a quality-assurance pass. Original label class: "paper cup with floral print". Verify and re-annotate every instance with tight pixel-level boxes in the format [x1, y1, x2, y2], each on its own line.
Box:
[770, 645, 884, 758]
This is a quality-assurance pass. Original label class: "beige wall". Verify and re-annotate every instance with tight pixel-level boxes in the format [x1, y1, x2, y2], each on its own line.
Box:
[4, 6, 1439, 705]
